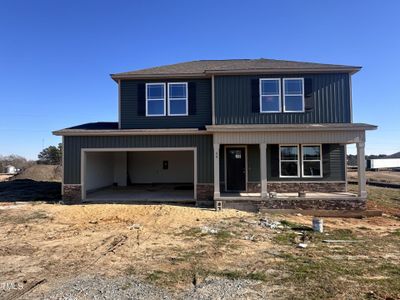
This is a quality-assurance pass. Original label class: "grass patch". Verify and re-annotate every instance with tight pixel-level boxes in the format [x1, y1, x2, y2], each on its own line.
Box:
[357, 226, 371, 230]
[273, 231, 298, 245]
[211, 269, 267, 281]
[392, 229, 400, 236]
[215, 230, 233, 240]
[180, 227, 203, 237]
[146, 270, 168, 282]
[280, 219, 312, 231]
[327, 229, 356, 240]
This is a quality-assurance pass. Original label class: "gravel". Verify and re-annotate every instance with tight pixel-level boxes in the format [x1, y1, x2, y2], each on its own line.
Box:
[41, 276, 175, 300]
[31, 275, 270, 300]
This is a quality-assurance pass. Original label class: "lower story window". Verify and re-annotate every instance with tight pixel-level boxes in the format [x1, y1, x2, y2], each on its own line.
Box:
[302, 145, 322, 177]
[279, 145, 299, 177]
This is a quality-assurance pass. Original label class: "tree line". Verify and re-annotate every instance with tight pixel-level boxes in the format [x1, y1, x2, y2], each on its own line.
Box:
[1, 143, 62, 172]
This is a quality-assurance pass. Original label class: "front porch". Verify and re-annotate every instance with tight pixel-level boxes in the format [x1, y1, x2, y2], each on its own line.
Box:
[215, 191, 363, 212]
[207, 124, 376, 210]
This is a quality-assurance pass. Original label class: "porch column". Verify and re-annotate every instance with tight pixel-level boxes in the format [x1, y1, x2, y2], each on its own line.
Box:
[260, 143, 268, 199]
[357, 142, 367, 198]
[213, 143, 220, 198]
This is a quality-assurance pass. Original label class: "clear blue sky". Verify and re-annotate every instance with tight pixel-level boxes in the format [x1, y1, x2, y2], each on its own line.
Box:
[1, 0, 399, 159]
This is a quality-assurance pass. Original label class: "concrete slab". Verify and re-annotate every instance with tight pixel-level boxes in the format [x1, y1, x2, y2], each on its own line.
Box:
[85, 184, 194, 203]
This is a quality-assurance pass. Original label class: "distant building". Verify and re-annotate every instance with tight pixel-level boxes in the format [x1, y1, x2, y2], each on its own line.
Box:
[4, 165, 17, 174]
[367, 158, 400, 170]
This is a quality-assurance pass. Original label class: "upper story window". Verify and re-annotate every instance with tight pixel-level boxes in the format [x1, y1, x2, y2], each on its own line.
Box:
[259, 78, 281, 113]
[279, 145, 299, 177]
[283, 78, 304, 112]
[168, 82, 188, 116]
[146, 83, 166, 116]
[302, 145, 322, 177]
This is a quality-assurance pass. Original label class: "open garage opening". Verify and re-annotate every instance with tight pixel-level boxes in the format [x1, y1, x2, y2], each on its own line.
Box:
[82, 148, 196, 203]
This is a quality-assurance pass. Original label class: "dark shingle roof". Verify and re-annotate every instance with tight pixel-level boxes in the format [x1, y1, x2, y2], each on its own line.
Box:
[111, 58, 361, 79]
[65, 122, 119, 130]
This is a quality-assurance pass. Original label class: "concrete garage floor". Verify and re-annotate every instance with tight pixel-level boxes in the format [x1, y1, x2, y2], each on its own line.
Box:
[85, 184, 194, 204]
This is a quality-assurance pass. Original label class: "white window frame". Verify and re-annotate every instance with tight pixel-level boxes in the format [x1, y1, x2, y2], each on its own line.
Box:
[302, 144, 323, 178]
[167, 82, 188, 116]
[146, 83, 166, 117]
[283, 78, 305, 113]
[259, 78, 281, 113]
[279, 144, 300, 178]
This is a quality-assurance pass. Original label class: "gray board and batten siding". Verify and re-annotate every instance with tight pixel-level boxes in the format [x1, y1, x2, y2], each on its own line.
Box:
[214, 73, 351, 125]
[63, 135, 214, 185]
[120, 79, 212, 129]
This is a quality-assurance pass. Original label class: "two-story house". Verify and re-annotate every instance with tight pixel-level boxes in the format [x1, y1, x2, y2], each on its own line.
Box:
[53, 59, 377, 211]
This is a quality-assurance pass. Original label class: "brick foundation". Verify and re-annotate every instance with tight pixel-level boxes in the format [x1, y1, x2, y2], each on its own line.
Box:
[260, 198, 366, 210]
[247, 182, 261, 193]
[196, 184, 214, 207]
[220, 198, 365, 211]
[244, 182, 345, 193]
[63, 184, 82, 204]
[267, 182, 346, 193]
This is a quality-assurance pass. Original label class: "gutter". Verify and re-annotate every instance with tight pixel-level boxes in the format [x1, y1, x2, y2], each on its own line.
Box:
[206, 123, 377, 132]
[53, 128, 210, 136]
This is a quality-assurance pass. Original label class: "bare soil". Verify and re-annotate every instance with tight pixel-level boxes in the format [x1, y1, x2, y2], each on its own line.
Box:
[13, 164, 62, 182]
[0, 185, 399, 299]
[0, 174, 14, 182]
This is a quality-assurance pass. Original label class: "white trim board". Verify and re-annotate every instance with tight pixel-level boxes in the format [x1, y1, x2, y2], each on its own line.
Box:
[80, 147, 197, 201]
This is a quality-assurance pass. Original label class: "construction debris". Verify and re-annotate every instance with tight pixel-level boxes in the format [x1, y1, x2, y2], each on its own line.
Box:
[127, 224, 142, 230]
[322, 240, 362, 243]
[259, 218, 284, 229]
[200, 226, 219, 234]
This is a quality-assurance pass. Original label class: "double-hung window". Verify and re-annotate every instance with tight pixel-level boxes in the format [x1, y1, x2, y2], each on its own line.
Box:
[260, 78, 281, 113]
[283, 78, 304, 112]
[279, 145, 299, 177]
[168, 82, 188, 116]
[146, 83, 166, 116]
[302, 145, 322, 177]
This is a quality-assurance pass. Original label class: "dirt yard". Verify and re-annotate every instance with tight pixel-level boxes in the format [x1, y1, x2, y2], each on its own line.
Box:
[0, 186, 399, 299]
[348, 170, 400, 185]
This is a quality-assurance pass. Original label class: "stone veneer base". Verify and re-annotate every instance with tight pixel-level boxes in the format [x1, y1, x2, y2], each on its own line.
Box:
[63, 184, 82, 204]
[245, 182, 346, 194]
[220, 198, 366, 212]
[196, 183, 214, 207]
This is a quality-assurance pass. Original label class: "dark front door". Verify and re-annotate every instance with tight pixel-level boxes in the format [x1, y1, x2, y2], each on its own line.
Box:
[226, 147, 246, 191]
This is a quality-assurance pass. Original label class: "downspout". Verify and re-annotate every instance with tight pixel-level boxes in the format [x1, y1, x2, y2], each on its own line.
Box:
[118, 79, 121, 129]
[349, 75, 353, 123]
[211, 75, 215, 125]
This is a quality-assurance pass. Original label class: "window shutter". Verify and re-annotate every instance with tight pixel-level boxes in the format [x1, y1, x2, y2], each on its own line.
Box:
[270, 145, 280, 178]
[188, 82, 196, 115]
[322, 144, 329, 177]
[137, 83, 146, 116]
[304, 78, 313, 111]
[251, 79, 260, 113]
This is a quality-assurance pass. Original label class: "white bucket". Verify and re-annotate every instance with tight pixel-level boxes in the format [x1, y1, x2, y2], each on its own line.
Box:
[312, 218, 323, 233]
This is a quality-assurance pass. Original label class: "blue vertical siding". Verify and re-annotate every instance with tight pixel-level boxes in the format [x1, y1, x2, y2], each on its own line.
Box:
[215, 73, 351, 124]
[120, 79, 212, 129]
[64, 135, 213, 184]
